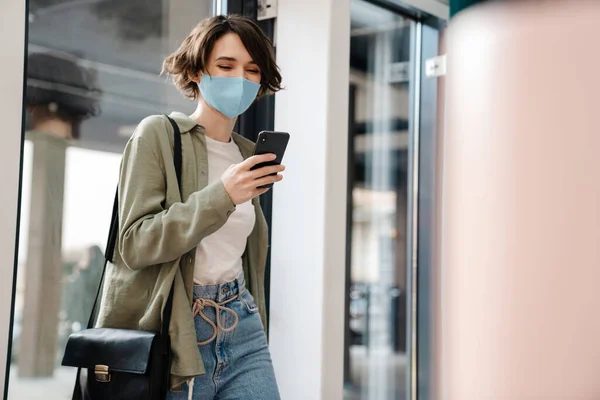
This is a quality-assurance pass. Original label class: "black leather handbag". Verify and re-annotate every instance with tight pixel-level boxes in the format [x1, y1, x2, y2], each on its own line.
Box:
[61, 116, 183, 400]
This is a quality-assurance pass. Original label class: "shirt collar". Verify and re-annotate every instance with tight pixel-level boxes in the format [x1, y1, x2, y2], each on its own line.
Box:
[168, 111, 201, 134]
[167, 111, 253, 157]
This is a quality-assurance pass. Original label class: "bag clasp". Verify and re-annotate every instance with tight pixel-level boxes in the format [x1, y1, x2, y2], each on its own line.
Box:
[94, 365, 111, 383]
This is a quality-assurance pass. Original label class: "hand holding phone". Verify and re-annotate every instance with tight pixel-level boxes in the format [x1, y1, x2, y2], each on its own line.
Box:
[220, 131, 289, 204]
[250, 131, 290, 189]
[220, 154, 285, 205]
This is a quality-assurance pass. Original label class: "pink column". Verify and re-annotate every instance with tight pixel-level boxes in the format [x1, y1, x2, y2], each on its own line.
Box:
[441, 1, 600, 399]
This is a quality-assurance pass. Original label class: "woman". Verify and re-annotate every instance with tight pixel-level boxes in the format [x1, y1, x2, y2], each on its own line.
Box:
[96, 15, 284, 399]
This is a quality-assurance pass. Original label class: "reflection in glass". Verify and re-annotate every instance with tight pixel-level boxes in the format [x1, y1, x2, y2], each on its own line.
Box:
[8, 0, 215, 397]
[345, 1, 414, 399]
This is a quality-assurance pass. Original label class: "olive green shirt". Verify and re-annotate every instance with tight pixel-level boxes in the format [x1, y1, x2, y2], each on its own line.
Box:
[96, 112, 269, 390]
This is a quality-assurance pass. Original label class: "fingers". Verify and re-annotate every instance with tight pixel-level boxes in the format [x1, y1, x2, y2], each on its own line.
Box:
[240, 153, 277, 170]
[254, 172, 283, 188]
[249, 164, 285, 179]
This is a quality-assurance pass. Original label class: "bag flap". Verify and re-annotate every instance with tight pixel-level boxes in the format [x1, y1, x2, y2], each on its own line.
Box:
[61, 328, 159, 374]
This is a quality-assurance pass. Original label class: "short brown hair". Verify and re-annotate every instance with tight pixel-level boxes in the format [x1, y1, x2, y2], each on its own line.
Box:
[162, 15, 282, 100]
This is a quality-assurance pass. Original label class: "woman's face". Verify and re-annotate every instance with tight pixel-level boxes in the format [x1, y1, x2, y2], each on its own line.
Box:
[204, 32, 261, 84]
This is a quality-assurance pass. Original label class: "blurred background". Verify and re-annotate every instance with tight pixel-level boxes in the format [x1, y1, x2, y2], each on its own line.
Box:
[7, 1, 447, 399]
[9, 1, 598, 400]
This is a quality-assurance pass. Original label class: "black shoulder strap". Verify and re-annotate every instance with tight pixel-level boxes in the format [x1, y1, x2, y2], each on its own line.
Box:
[165, 115, 183, 196]
[160, 115, 183, 338]
[85, 115, 183, 334]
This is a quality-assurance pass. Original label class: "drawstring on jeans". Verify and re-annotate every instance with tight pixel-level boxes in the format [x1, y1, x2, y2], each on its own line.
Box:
[187, 289, 243, 399]
[192, 291, 242, 346]
[187, 378, 195, 400]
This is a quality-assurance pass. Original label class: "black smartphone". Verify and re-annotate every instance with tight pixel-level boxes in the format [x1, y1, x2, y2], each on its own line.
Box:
[251, 131, 290, 189]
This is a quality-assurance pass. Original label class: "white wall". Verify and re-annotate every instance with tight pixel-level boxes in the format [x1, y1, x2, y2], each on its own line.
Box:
[269, 0, 350, 399]
[0, 0, 26, 390]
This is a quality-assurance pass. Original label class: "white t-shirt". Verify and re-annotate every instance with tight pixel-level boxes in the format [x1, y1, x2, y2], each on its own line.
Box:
[194, 135, 256, 285]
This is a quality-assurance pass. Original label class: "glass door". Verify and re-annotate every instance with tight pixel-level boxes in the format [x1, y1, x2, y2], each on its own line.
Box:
[7, 1, 217, 397]
[345, 1, 414, 399]
[344, 1, 446, 400]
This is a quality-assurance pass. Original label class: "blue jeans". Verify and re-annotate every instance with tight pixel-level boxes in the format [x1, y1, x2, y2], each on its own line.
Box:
[167, 272, 280, 400]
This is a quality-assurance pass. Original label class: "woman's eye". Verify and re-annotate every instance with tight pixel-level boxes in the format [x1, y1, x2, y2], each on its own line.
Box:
[218, 65, 232, 70]
[247, 69, 260, 74]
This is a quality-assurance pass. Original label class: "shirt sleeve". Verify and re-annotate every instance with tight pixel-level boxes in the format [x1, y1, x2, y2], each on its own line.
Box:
[117, 123, 235, 271]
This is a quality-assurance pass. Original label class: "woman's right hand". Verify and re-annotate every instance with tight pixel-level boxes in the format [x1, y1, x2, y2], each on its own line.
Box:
[221, 153, 285, 205]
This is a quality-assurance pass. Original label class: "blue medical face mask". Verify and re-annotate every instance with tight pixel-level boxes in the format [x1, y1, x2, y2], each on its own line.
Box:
[198, 74, 261, 119]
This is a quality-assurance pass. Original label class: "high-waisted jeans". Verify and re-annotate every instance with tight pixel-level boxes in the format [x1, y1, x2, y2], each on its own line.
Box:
[167, 272, 280, 400]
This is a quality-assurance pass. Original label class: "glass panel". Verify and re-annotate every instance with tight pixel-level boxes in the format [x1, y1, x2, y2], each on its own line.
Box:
[416, 23, 445, 400]
[8, 1, 215, 396]
[345, 1, 415, 399]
